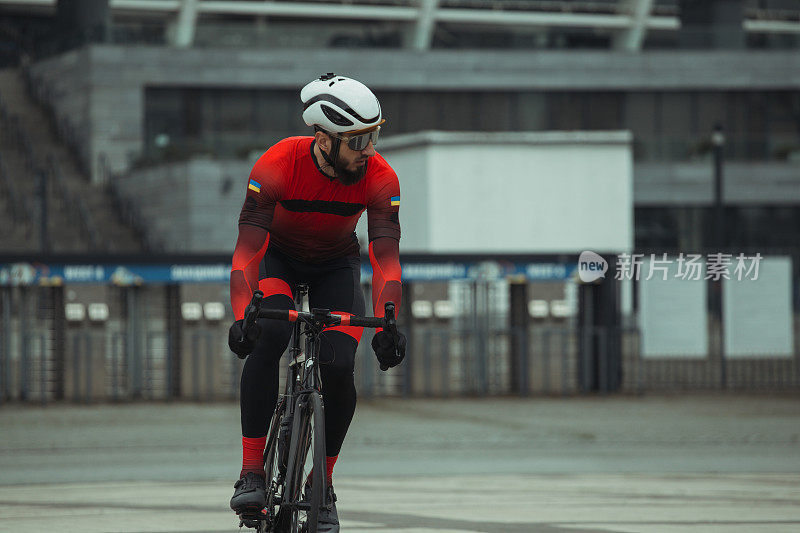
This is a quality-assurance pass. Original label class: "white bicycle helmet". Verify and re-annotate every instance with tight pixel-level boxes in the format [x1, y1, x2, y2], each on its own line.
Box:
[301, 73, 383, 134]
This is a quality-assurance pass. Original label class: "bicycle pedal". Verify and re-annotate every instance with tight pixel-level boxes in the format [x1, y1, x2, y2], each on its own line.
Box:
[238, 519, 263, 529]
[237, 507, 268, 528]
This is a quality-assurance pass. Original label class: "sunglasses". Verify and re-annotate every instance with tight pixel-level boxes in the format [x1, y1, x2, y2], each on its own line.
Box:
[332, 126, 380, 151]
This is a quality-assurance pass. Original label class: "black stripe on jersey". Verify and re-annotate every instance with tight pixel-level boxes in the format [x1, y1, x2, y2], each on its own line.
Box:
[280, 199, 365, 217]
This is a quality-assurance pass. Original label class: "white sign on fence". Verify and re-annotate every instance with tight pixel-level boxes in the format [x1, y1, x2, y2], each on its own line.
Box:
[724, 256, 794, 358]
[639, 258, 708, 358]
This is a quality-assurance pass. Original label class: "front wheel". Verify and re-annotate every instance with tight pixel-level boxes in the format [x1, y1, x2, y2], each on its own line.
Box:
[263, 397, 288, 532]
[283, 391, 326, 533]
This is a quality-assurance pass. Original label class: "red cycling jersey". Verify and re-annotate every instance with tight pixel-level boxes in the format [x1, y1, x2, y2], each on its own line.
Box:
[230, 136, 402, 320]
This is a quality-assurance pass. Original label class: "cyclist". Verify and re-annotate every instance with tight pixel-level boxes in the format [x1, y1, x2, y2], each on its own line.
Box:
[227, 73, 406, 532]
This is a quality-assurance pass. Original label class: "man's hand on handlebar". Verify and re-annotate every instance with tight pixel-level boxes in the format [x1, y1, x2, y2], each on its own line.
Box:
[371, 301, 406, 371]
[229, 293, 264, 359]
[228, 318, 261, 359]
[371, 329, 406, 370]
[231, 292, 405, 366]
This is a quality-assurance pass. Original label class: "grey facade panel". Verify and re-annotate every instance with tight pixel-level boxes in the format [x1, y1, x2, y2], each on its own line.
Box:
[83, 46, 800, 90]
[28, 45, 800, 183]
[635, 162, 800, 205]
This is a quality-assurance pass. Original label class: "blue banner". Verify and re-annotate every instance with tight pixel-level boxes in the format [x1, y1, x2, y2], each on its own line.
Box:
[0, 261, 576, 286]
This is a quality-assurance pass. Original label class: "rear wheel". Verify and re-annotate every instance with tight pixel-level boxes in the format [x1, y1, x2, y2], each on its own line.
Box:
[284, 391, 326, 533]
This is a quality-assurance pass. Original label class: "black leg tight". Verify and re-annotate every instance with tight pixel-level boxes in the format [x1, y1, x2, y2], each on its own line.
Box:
[239, 249, 365, 460]
[239, 294, 294, 437]
[318, 331, 358, 457]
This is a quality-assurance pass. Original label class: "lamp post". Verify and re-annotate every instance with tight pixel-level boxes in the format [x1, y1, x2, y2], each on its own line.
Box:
[38, 169, 49, 253]
[711, 124, 726, 388]
[711, 124, 725, 251]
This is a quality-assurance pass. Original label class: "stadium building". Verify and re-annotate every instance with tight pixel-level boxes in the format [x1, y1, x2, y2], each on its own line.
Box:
[0, 0, 798, 401]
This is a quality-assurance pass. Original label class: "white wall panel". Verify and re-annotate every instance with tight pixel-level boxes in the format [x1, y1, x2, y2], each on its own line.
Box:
[357, 146, 430, 251]
[381, 131, 633, 254]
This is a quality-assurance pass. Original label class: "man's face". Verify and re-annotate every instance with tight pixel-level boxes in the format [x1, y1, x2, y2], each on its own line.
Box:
[334, 136, 376, 185]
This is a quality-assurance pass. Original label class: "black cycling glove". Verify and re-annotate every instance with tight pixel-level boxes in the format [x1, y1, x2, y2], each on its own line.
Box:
[371, 330, 406, 370]
[228, 319, 261, 359]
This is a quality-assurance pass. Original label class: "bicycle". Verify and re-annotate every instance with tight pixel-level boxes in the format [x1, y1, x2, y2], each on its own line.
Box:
[235, 284, 401, 533]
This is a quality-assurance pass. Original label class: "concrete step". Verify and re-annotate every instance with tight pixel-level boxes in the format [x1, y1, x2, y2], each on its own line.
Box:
[0, 215, 28, 240]
[0, 68, 25, 99]
[1, 174, 105, 252]
[1, 67, 145, 253]
[0, 211, 38, 251]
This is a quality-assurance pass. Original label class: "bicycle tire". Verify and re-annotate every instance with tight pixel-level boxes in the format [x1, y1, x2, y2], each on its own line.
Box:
[283, 391, 326, 533]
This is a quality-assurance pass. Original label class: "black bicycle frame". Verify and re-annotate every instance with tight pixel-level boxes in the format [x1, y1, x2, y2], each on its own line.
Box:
[280, 284, 322, 441]
[237, 285, 398, 532]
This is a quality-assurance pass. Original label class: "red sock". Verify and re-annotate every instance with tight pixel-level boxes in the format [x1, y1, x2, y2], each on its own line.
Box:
[305, 455, 339, 487]
[326, 455, 338, 485]
[241, 436, 267, 478]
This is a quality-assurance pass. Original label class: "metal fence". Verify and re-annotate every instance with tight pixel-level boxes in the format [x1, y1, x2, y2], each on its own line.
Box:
[1, 282, 799, 405]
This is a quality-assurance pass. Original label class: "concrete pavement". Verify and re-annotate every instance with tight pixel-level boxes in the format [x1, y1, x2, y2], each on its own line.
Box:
[1, 474, 799, 532]
[1, 395, 799, 532]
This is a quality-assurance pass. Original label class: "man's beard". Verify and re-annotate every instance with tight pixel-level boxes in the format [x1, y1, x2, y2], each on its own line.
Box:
[334, 154, 367, 185]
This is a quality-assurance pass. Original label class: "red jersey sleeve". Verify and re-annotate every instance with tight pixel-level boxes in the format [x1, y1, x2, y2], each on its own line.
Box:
[230, 147, 287, 320]
[366, 168, 401, 242]
[366, 168, 402, 316]
[369, 238, 402, 318]
[238, 147, 287, 229]
[230, 226, 269, 320]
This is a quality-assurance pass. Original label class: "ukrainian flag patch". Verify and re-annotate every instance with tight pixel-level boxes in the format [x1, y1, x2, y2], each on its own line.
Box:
[390, 195, 400, 207]
[248, 179, 261, 193]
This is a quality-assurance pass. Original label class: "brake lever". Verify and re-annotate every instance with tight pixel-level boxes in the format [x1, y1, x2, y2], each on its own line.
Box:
[240, 290, 264, 344]
[383, 302, 397, 332]
[381, 302, 399, 371]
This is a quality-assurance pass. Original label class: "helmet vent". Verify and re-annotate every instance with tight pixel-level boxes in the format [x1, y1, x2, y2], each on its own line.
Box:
[321, 104, 354, 127]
